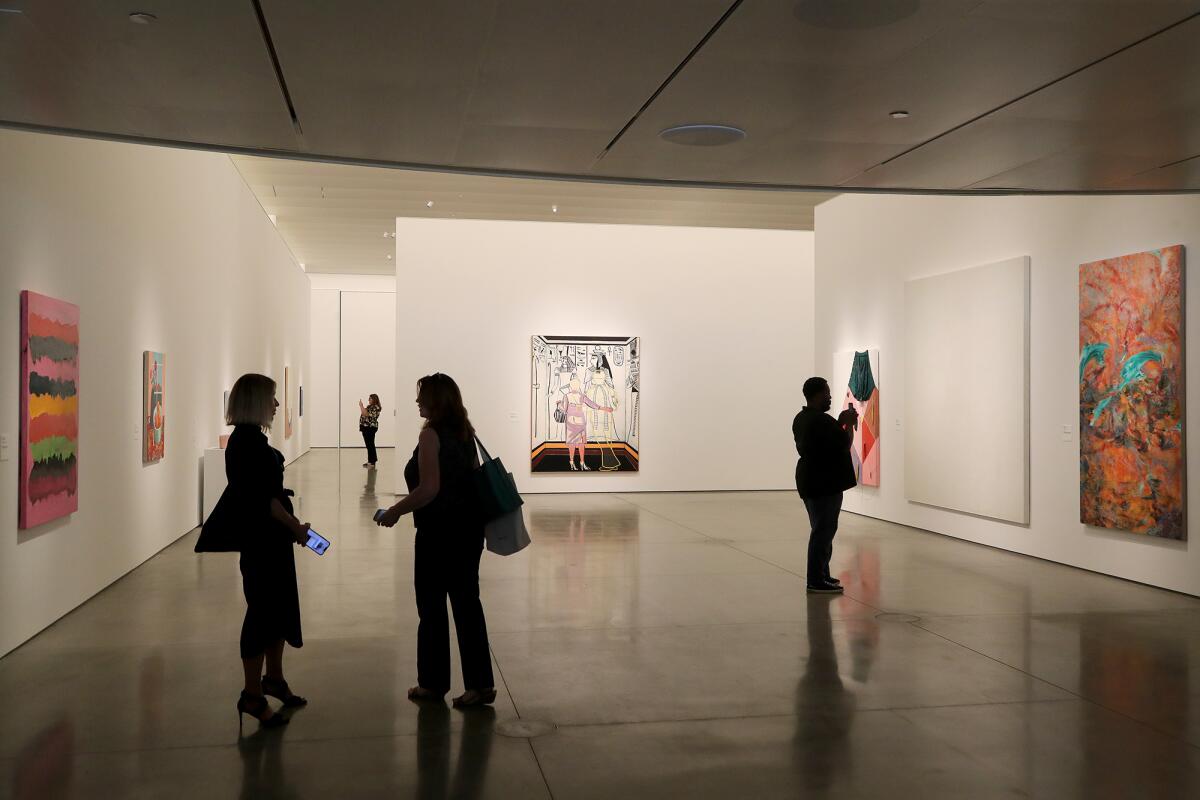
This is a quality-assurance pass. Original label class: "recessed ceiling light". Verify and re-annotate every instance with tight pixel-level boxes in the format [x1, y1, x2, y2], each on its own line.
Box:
[552, 205, 558, 214]
[889, 110, 910, 119]
[386, 254, 393, 260]
[659, 124, 746, 147]
[128, 11, 157, 24]
[425, 200, 434, 208]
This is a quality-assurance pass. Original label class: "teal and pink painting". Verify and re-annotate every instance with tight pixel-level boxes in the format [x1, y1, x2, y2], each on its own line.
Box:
[1079, 246, 1185, 539]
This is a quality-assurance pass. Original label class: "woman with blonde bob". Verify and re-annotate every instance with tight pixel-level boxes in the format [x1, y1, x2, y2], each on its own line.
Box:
[225, 373, 311, 728]
[377, 373, 495, 708]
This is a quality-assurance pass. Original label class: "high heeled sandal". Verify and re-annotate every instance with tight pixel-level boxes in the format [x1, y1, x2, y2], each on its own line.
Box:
[237, 691, 288, 729]
[452, 688, 497, 708]
[261, 676, 308, 708]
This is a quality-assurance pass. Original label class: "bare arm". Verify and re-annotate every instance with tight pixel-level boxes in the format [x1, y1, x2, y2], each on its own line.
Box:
[379, 428, 440, 525]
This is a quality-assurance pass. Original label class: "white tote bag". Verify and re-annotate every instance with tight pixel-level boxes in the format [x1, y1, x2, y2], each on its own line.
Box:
[485, 507, 531, 556]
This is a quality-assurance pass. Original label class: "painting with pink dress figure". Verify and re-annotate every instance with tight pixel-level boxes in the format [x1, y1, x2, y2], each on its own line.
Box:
[832, 349, 880, 487]
[530, 335, 640, 472]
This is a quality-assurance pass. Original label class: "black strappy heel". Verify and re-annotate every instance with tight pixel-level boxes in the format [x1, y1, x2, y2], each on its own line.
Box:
[261, 676, 308, 708]
[237, 691, 288, 729]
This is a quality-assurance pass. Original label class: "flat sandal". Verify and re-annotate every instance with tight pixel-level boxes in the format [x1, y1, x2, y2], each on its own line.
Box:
[452, 688, 497, 708]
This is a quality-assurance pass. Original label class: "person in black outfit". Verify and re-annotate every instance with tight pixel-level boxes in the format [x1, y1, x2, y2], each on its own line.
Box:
[225, 373, 312, 728]
[793, 376, 858, 594]
[377, 373, 495, 708]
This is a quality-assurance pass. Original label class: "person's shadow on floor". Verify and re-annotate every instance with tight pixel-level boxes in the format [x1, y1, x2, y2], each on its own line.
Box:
[415, 702, 496, 800]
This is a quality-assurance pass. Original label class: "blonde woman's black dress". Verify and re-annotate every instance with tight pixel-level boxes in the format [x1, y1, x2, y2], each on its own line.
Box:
[226, 424, 303, 658]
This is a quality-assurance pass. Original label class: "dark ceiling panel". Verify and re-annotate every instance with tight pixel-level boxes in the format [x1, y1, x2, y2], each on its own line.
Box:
[0, 0, 297, 148]
[851, 13, 1200, 189]
[596, 0, 1200, 187]
[262, 0, 731, 171]
[1, 0, 1198, 191]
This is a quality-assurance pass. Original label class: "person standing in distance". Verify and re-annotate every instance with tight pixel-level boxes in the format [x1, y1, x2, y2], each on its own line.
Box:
[358, 394, 382, 468]
[793, 376, 857, 594]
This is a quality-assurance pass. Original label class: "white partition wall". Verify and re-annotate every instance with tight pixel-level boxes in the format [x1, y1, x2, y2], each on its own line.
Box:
[0, 129, 310, 656]
[395, 218, 815, 494]
[340, 291, 397, 448]
[309, 288, 341, 447]
[307, 275, 397, 448]
[815, 193, 1200, 596]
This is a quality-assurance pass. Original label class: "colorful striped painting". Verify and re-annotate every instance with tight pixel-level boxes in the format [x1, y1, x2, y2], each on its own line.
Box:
[20, 291, 80, 529]
[143, 351, 164, 463]
[1079, 246, 1185, 539]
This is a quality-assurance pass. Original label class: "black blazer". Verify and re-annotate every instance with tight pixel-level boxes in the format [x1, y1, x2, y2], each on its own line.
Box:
[196, 425, 291, 552]
[793, 408, 857, 498]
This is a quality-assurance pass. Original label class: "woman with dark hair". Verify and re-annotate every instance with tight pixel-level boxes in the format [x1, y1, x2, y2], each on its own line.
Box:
[376, 374, 495, 708]
[224, 373, 311, 728]
[358, 393, 382, 468]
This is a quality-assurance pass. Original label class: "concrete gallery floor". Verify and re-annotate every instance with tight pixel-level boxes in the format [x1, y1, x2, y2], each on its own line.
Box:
[3, 449, 1200, 799]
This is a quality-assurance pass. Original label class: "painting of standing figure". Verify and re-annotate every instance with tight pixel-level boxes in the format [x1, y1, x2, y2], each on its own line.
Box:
[531, 335, 640, 472]
[143, 351, 165, 463]
[1079, 245, 1185, 539]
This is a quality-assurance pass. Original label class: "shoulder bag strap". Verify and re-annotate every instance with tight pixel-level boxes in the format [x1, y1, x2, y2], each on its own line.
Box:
[473, 435, 493, 464]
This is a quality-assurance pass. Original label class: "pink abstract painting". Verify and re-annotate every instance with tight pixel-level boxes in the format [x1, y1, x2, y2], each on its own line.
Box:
[20, 291, 80, 529]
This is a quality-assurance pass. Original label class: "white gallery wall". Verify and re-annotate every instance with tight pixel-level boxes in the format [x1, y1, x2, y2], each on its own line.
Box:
[395, 217, 814, 494]
[307, 275, 397, 448]
[815, 193, 1200, 596]
[0, 129, 311, 656]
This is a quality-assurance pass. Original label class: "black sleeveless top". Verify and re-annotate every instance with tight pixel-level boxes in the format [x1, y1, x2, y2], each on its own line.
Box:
[404, 426, 479, 531]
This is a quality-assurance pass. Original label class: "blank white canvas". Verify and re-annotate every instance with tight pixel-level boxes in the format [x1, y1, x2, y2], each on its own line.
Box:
[904, 256, 1029, 523]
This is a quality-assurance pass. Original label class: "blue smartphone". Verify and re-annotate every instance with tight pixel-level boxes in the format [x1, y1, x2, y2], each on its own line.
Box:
[373, 509, 387, 523]
[304, 529, 330, 555]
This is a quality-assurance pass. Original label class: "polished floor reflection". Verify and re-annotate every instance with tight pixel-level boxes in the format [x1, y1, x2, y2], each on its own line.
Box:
[3, 448, 1200, 798]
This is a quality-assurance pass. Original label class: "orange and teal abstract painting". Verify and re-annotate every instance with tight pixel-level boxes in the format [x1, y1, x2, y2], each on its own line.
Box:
[19, 291, 80, 529]
[1079, 246, 1184, 539]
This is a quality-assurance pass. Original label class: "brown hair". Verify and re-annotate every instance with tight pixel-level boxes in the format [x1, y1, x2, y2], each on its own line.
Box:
[227, 373, 276, 431]
[369, 393, 381, 408]
[417, 373, 475, 440]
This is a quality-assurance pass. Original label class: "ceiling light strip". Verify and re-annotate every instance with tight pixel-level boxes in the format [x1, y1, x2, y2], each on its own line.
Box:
[251, 0, 304, 137]
[595, 0, 746, 161]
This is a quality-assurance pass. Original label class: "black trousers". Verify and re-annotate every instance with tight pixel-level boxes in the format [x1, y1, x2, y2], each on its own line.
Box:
[414, 529, 494, 693]
[802, 492, 843, 584]
[360, 425, 377, 464]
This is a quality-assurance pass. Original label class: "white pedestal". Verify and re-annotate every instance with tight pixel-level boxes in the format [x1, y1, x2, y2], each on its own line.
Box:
[202, 448, 227, 522]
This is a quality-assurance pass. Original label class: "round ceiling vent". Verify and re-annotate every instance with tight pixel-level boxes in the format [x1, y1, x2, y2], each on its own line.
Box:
[794, 0, 920, 29]
[659, 124, 747, 147]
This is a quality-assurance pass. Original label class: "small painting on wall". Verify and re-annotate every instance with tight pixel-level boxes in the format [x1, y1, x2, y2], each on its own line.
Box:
[530, 335, 640, 472]
[833, 349, 880, 487]
[1080, 245, 1185, 539]
[284, 366, 293, 439]
[143, 351, 164, 463]
[20, 290, 80, 529]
